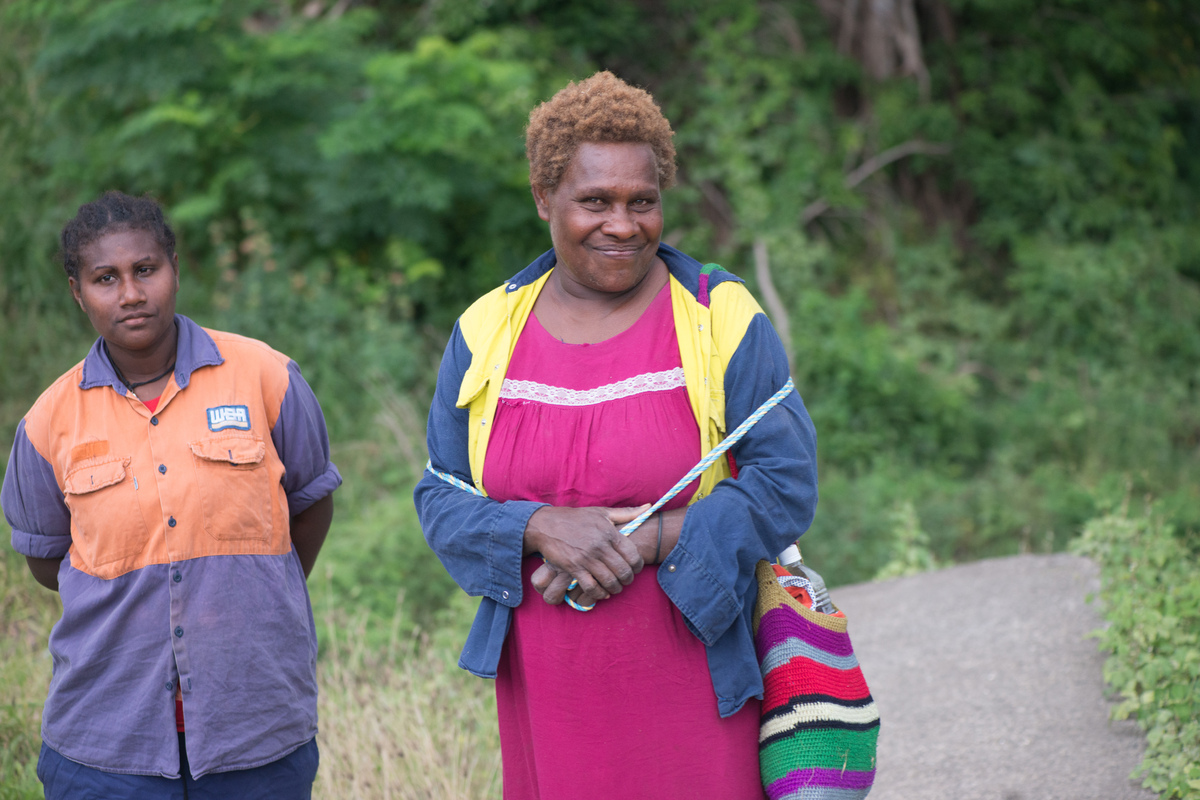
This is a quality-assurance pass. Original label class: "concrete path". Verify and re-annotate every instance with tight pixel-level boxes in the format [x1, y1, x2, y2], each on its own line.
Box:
[830, 553, 1158, 800]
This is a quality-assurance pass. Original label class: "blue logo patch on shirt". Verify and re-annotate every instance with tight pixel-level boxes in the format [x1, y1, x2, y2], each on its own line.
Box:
[207, 405, 251, 431]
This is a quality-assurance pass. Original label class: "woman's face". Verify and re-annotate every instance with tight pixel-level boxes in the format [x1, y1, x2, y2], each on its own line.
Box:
[533, 141, 663, 297]
[69, 228, 179, 357]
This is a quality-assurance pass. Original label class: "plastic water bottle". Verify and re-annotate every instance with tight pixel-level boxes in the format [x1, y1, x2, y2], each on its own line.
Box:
[779, 543, 835, 614]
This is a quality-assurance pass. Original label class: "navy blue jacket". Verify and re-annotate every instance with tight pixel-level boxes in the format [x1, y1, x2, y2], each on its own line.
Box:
[414, 244, 818, 717]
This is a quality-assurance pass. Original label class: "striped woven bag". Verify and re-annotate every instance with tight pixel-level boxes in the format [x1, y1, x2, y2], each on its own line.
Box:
[752, 559, 880, 799]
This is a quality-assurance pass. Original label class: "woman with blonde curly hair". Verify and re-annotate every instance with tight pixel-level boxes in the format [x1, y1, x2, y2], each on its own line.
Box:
[416, 71, 817, 798]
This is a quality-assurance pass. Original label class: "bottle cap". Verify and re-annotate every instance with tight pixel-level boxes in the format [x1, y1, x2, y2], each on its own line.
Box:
[779, 544, 802, 566]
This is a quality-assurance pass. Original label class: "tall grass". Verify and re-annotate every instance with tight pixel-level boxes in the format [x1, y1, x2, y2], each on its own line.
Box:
[0, 548, 58, 800]
[314, 596, 501, 800]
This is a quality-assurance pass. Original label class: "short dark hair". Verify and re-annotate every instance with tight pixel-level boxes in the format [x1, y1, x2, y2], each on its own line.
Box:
[59, 191, 177, 279]
[526, 71, 677, 191]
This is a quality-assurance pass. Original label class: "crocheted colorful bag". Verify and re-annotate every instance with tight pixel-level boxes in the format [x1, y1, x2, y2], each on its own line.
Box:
[753, 559, 880, 799]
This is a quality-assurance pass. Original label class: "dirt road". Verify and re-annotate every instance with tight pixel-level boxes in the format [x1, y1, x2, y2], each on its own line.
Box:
[831, 554, 1158, 800]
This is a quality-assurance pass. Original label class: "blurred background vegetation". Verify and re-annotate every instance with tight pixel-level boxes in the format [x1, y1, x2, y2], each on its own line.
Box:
[1, 0, 1198, 796]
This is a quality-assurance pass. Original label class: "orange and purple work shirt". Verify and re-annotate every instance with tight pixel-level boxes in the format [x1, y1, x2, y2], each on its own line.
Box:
[1, 315, 341, 779]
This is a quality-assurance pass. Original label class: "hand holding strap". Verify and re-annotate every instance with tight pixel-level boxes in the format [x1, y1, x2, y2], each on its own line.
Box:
[427, 378, 797, 611]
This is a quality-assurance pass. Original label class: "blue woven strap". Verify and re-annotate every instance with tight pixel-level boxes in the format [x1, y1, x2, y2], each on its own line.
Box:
[424, 462, 485, 497]
[426, 378, 796, 611]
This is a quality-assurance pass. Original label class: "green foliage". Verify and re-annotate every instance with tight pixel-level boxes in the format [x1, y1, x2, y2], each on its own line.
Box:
[651, 0, 1199, 584]
[1, 1, 574, 442]
[792, 287, 987, 472]
[873, 501, 939, 580]
[802, 457, 1093, 586]
[312, 28, 553, 325]
[665, 1, 860, 246]
[1071, 507, 1200, 798]
[1, 1, 1199, 790]
[0, 305, 96, 441]
[27, 0, 370, 262]
[10, 0, 562, 323]
[188, 254, 427, 440]
[946, 0, 1197, 247]
[309, 474, 460, 651]
[0, 0, 1195, 593]
[301, 385, 463, 648]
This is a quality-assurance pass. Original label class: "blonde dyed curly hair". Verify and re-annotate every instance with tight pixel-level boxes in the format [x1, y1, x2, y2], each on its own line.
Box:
[526, 71, 677, 190]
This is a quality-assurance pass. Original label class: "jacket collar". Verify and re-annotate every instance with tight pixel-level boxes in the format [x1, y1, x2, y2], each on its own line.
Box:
[502, 243, 744, 297]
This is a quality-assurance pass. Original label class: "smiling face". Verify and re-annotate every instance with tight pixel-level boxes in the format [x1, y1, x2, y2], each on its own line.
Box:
[533, 141, 664, 298]
[69, 227, 180, 360]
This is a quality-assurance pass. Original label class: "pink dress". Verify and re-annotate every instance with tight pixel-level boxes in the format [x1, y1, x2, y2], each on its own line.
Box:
[482, 284, 762, 799]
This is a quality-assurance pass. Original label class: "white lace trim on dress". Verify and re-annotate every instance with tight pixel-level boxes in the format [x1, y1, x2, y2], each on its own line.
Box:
[499, 367, 686, 407]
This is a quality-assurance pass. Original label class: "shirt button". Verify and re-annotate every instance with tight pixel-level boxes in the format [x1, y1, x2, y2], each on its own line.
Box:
[168, 517, 177, 527]
[502, 590, 510, 600]
[173, 572, 182, 583]
[667, 564, 676, 572]
[158, 464, 167, 474]
[151, 417, 159, 426]
[174, 626, 184, 638]
[165, 681, 174, 691]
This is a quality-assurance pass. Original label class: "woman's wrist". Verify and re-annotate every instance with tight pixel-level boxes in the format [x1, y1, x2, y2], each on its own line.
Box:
[632, 510, 676, 564]
[652, 508, 682, 564]
[522, 507, 549, 555]
[653, 512, 663, 564]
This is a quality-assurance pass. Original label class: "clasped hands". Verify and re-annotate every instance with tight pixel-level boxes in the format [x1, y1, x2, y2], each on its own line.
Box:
[523, 504, 651, 607]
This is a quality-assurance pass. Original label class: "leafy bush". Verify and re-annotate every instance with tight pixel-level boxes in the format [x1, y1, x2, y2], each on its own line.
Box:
[190, 255, 429, 442]
[801, 457, 1097, 587]
[1071, 507, 1200, 799]
[872, 501, 939, 581]
[792, 288, 989, 473]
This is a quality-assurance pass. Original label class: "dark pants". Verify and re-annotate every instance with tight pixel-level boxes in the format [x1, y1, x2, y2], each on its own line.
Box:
[38, 734, 319, 800]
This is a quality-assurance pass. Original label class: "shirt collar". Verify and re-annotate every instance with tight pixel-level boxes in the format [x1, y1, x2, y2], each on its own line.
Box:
[79, 315, 225, 393]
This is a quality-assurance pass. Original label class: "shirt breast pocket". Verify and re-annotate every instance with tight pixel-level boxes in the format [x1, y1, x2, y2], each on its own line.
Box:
[62, 456, 151, 577]
[189, 433, 275, 542]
